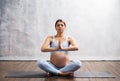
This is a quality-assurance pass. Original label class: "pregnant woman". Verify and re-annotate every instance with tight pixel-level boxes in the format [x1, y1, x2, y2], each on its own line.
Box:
[37, 19, 81, 76]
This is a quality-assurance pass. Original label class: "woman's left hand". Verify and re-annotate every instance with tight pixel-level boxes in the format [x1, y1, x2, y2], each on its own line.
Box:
[58, 40, 63, 49]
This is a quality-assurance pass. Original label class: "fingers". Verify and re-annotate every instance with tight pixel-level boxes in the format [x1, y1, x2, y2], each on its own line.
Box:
[58, 40, 62, 49]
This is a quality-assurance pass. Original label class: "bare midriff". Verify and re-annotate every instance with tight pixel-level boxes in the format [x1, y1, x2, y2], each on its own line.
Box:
[50, 52, 70, 68]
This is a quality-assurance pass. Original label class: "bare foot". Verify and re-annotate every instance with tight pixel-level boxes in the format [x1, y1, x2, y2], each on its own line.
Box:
[58, 72, 73, 76]
[69, 72, 74, 77]
[47, 72, 53, 77]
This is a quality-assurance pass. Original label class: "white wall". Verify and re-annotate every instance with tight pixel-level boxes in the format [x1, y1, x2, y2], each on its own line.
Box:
[0, 0, 120, 60]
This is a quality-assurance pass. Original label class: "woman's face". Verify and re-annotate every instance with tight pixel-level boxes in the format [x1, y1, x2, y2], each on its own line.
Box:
[55, 21, 66, 33]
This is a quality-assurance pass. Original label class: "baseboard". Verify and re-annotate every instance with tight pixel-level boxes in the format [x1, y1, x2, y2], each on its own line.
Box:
[0, 56, 120, 61]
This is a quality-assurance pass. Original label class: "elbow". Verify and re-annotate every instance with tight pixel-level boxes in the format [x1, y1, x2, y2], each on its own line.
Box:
[41, 48, 46, 52]
[76, 47, 79, 50]
[75, 47, 79, 50]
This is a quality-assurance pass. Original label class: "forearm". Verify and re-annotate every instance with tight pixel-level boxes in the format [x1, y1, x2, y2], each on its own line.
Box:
[41, 47, 58, 52]
[61, 46, 79, 51]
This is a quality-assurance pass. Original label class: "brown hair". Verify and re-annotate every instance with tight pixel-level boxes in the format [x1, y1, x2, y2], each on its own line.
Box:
[55, 19, 66, 27]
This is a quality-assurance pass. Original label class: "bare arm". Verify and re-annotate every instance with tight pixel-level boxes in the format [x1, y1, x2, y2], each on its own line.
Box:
[60, 37, 79, 51]
[41, 36, 58, 52]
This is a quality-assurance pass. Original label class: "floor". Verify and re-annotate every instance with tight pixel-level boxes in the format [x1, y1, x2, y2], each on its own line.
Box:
[0, 61, 120, 81]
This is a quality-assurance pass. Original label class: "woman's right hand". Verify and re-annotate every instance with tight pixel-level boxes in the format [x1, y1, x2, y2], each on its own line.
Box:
[58, 39, 63, 50]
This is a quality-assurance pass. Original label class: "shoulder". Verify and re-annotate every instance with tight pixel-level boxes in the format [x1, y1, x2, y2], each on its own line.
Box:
[67, 36, 74, 42]
[67, 36, 74, 40]
[46, 36, 53, 39]
[45, 36, 53, 41]
[67, 36, 77, 45]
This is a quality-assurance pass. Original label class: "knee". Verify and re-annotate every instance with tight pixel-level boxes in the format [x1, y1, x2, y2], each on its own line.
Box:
[73, 60, 82, 68]
[37, 59, 46, 68]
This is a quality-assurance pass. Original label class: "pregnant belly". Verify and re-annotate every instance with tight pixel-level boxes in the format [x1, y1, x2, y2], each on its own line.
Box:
[50, 52, 70, 67]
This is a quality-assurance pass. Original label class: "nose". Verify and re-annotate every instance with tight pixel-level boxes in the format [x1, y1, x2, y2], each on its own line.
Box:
[59, 25, 62, 28]
[58, 24, 63, 28]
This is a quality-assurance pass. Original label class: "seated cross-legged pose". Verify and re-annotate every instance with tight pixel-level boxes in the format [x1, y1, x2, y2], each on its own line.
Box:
[37, 19, 81, 76]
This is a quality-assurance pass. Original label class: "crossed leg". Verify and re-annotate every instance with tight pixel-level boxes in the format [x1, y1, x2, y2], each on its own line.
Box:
[37, 60, 81, 76]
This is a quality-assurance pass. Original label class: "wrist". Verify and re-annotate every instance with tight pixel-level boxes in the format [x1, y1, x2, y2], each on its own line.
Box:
[61, 47, 67, 51]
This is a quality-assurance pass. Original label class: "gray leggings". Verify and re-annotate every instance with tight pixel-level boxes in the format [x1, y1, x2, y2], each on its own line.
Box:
[37, 60, 81, 75]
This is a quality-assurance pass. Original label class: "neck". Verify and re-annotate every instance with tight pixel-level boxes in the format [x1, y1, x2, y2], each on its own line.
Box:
[56, 33, 64, 37]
